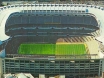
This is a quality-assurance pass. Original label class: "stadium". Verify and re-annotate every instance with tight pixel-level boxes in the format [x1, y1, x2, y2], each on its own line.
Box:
[0, 0, 104, 78]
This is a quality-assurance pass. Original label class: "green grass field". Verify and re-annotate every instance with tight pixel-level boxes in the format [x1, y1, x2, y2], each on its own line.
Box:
[19, 44, 55, 55]
[18, 43, 87, 55]
[56, 44, 86, 55]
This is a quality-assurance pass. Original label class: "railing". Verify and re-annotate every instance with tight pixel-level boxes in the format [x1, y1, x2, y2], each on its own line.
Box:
[6, 54, 98, 59]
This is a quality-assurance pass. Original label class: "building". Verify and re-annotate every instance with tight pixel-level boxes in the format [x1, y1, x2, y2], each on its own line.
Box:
[0, 3, 104, 78]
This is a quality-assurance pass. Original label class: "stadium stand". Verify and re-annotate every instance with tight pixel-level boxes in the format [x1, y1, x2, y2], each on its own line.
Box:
[5, 13, 99, 38]
[6, 13, 98, 26]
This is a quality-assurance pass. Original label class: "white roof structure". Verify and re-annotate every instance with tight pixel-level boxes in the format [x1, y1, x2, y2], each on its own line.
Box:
[16, 73, 27, 78]
[4, 73, 34, 78]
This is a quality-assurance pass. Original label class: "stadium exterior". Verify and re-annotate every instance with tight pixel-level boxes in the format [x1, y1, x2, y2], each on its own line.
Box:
[0, 3, 104, 78]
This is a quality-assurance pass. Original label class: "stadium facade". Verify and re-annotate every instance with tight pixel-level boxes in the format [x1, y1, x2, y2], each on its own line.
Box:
[0, 2, 104, 78]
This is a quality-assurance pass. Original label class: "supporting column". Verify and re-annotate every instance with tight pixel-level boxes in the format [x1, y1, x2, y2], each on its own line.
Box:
[101, 59, 104, 78]
[0, 58, 3, 78]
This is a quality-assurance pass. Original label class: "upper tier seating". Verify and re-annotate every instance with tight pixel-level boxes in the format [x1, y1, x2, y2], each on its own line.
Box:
[6, 14, 98, 27]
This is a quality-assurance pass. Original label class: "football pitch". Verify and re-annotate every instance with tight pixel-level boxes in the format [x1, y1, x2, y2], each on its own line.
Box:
[18, 43, 87, 55]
